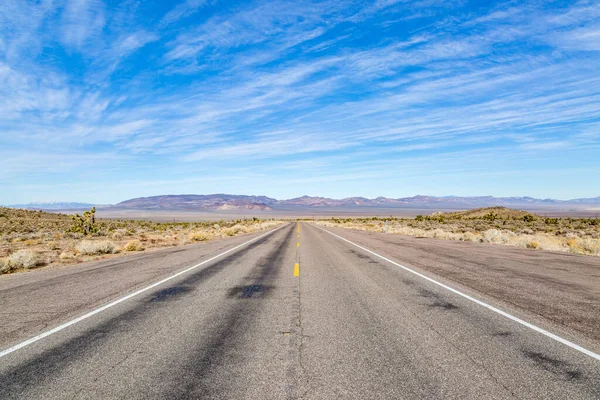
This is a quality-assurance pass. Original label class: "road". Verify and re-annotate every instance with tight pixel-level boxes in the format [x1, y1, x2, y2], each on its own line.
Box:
[0, 222, 599, 399]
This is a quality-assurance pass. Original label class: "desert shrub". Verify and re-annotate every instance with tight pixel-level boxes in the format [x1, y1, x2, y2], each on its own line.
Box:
[482, 229, 509, 244]
[222, 227, 237, 236]
[189, 231, 211, 242]
[526, 240, 540, 249]
[0, 258, 11, 273]
[523, 235, 565, 252]
[75, 240, 116, 255]
[123, 240, 144, 252]
[111, 228, 129, 240]
[461, 232, 479, 242]
[59, 251, 77, 261]
[47, 241, 61, 250]
[566, 238, 578, 248]
[573, 238, 600, 256]
[222, 224, 248, 236]
[8, 249, 39, 269]
[415, 215, 424, 222]
[483, 212, 498, 221]
[432, 229, 462, 240]
[522, 214, 536, 223]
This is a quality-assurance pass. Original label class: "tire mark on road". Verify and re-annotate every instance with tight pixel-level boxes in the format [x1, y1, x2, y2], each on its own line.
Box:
[162, 224, 296, 399]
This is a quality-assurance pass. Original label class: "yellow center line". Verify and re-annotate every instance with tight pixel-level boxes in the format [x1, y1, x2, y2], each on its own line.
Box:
[295, 223, 300, 277]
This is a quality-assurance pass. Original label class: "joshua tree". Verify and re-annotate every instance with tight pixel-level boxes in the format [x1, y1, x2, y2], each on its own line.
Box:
[70, 207, 98, 235]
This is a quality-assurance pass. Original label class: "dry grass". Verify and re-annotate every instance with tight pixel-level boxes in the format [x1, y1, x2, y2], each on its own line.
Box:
[0, 207, 284, 274]
[315, 207, 600, 257]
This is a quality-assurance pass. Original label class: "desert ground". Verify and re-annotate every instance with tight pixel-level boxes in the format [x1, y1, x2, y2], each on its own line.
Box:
[0, 207, 283, 274]
[92, 205, 600, 221]
[317, 207, 600, 256]
[315, 207, 600, 256]
[1, 206, 599, 275]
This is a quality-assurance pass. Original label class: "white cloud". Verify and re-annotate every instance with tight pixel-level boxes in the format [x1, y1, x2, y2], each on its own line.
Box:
[60, 0, 106, 49]
[551, 24, 600, 51]
[160, 0, 210, 27]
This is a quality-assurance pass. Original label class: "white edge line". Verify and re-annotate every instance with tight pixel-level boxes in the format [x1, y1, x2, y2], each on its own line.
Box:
[0, 224, 287, 359]
[314, 224, 600, 362]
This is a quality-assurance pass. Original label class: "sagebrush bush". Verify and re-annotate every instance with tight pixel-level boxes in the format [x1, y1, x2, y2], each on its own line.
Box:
[75, 240, 116, 255]
[482, 229, 508, 244]
[0, 258, 10, 273]
[221, 225, 243, 236]
[575, 238, 600, 256]
[8, 250, 39, 269]
[189, 231, 211, 242]
[123, 240, 144, 252]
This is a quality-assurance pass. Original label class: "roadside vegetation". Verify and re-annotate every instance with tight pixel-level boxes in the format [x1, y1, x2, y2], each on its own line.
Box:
[315, 207, 600, 256]
[0, 207, 283, 274]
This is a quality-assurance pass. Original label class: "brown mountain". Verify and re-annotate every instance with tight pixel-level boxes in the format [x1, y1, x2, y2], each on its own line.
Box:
[113, 194, 275, 211]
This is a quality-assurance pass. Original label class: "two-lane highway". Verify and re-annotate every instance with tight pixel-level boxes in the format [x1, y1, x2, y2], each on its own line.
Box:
[0, 222, 599, 399]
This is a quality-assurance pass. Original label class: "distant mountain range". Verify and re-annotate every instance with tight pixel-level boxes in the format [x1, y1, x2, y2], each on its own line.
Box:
[7, 194, 600, 211]
[113, 195, 275, 211]
[7, 202, 97, 210]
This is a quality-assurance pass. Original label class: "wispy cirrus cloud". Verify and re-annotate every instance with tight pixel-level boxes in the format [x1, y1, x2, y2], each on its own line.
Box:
[60, 0, 106, 49]
[160, 0, 211, 27]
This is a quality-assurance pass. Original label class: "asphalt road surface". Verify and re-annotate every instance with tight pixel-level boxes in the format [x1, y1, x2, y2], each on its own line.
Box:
[1, 222, 599, 399]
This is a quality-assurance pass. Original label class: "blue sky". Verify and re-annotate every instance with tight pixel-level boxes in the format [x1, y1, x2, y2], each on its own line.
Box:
[1, 0, 599, 204]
